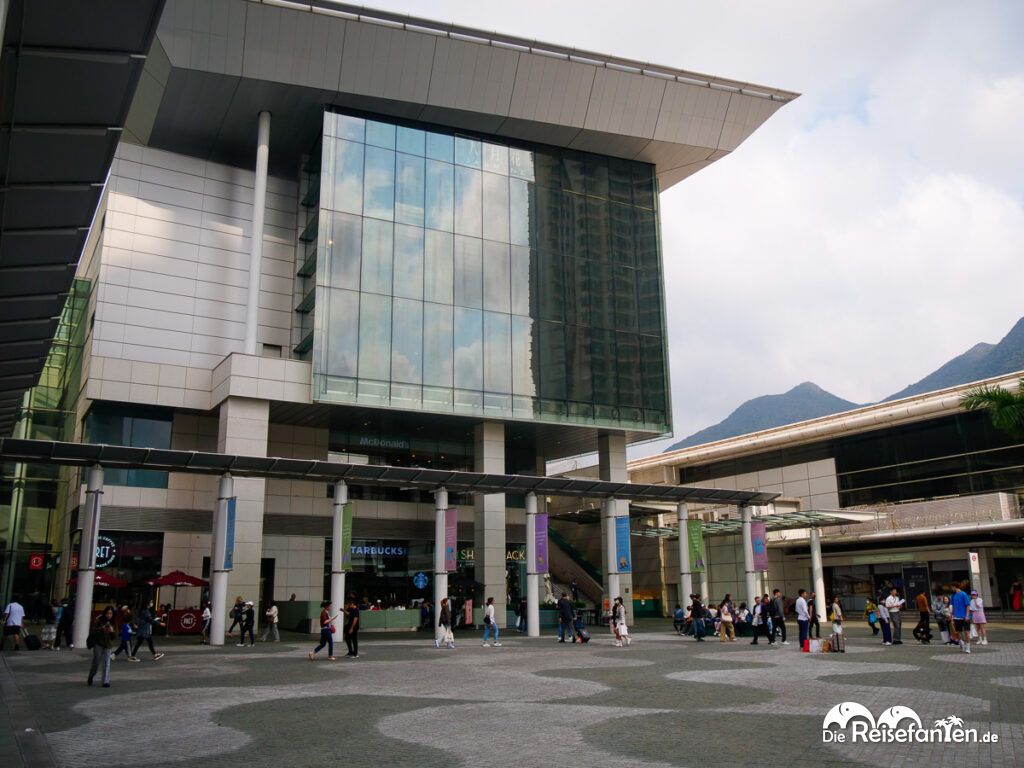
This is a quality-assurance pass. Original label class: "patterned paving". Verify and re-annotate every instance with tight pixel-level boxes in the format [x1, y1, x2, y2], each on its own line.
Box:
[2, 623, 1023, 767]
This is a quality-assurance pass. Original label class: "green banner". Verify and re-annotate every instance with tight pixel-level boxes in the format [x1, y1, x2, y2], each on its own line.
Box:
[686, 519, 705, 573]
[340, 502, 353, 570]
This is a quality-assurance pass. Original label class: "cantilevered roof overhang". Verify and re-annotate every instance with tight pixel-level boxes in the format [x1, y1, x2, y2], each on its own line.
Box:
[614, 508, 878, 537]
[0, 437, 779, 505]
[0, 0, 164, 435]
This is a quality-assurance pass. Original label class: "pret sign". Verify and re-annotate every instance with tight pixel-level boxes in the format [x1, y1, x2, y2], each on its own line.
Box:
[28, 553, 45, 571]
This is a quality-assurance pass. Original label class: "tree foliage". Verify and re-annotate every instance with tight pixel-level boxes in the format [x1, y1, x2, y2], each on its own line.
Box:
[960, 378, 1024, 439]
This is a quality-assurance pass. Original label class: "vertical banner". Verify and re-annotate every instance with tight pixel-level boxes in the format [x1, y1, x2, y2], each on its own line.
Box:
[534, 512, 548, 572]
[444, 508, 458, 572]
[615, 516, 631, 573]
[340, 502, 353, 570]
[687, 520, 705, 572]
[751, 520, 769, 571]
[967, 552, 981, 594]
[223, 498, 236, 570]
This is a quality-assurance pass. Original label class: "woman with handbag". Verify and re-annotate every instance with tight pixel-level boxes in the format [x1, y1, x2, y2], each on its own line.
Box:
[612, 596, 631, 646]
[437, 597, 455, 649]
[481, 596, 501, 647]
[830, 595, 844, 636]
[308, 600, 338, 660]
[718, 599, 735, 642]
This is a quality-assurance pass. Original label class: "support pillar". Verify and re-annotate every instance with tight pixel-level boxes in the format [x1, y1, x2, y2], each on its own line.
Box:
[601, 498, 620, 607]
[741, 505, 758, 610]
[810, 526, 826, 623]
[209, 473, 234, 647]
[677, 502, 692, 606]
[474, 422, 506, 624]
[433, 487, 449, 645]
[72, 465, 104, 648]
[330, 481, 348, 631]
[525, 492, 541, 637]
[244, 110, 271, 355]
[598, 433, 631, 620]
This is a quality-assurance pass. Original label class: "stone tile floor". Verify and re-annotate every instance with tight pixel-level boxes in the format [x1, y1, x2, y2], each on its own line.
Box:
[2, 621, 1022, 767]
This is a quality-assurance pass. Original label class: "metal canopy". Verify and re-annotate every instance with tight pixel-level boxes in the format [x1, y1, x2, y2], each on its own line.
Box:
[0, 437, 779, 505]
[624, 509, 878, 538]
[0, 0, 165, 435]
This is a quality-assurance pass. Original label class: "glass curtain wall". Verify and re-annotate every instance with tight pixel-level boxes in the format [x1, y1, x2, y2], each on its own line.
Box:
[309, 111, 670, 434]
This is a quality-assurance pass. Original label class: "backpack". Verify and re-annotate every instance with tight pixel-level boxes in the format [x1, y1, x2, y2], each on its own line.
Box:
[86, 631, 95, 649]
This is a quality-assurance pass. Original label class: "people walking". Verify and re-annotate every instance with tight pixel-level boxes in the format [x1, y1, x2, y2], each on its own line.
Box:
[950, 584, 971, 653]
[556, 593, 575, 643]
[717, 598, 736, 642]
[226, 596, 244, 637]
[570, 578, 579, 602]
[884, 588, 905, 645]
[237, 601, 255, 647]
[877, 599, 893, 646]
[41, 600, 58, 650]
[343, 598, 360, 657]
[87, 607, 117, 687]
[131, 600, 165, 660]
[795, 589, 810, 647]
[769, 589, 787, 644]
[308, 600, 337, 660]
[1, 595, 25, 652]
[612, 596, 631, 647]
[690, 594, 707, 641]
[807, 591, 821, 639]
[969, 590, 988, 646]
[112, 609, 135, 661]
[54, 599, 73, 649]
[436, 597, 455, 649]
[261, 601, 279, 642]
[200, 602, 211, 644]
[864, 599, 880, 635]
[912, 591, 932, 644]
[481, 596, 502, 647]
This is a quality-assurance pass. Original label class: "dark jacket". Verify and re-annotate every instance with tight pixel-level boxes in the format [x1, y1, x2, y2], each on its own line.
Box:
[243, 606, 255, 627]
[557, 597, 574, 622]
[438, 604, 451, 628]
[690, 599, 705, 620]
[91, 616, 116, 650]
[769, 596, 785, 619]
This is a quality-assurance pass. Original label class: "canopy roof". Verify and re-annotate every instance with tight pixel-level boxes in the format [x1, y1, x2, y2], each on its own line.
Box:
[621, 508, 878, 538]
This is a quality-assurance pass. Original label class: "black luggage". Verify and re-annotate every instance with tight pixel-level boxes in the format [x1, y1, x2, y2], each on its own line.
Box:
[23, 633, 42, 651]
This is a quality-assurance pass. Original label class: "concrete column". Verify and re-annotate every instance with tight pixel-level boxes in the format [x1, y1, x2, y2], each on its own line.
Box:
[525, 492, 541, 637]
[810, 526, 826, 622]
[598, 433, 632, 620]
[244, 110, 271, 355]
[72, 465, 104, 648]
[741, 505, 758, 610]
[434, 487, 449, 645]
[474, 422, 506, 625]
[217, 397, 269, 631]
[330, 481, 348, 631]
[677, 503, 692, 606]
[601, 498, 621, 607]
[209, 473, 233, 647]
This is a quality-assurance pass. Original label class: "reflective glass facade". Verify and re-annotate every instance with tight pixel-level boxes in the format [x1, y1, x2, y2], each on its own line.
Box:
[308, 111, 669, 433]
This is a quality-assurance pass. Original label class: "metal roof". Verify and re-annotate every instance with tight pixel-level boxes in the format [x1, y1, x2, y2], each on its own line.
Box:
[0, 0, 165, 435]
[0, 437, 779, 505]
[622, 508, 878, 538]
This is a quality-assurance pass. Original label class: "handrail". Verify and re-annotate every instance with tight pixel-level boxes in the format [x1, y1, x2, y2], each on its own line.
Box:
[548, 526, 602, 587]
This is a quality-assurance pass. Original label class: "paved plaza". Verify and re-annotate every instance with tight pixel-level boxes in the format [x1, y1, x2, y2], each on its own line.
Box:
[2, 621, 1023, 768]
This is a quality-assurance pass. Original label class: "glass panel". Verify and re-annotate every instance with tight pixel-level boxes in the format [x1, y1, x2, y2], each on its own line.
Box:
[535, 187, 563, 253]
[566, 324, 592, 403]
[614, 265, 638, 332]
[326, 288, 359, 376]
[511, 315, 536, 397]
[482, 240, 510, 313]
[327, 212, 361, 289]
[453, 307, 483, 390]
[453, 235, 482, 309]
[360, 218, 393, 295]
[538, 250, 565, 322]
[395, 153, 425, 226]
[483, 311, 512, 394]
[424, 230, 454, 305]
[509, 147, 535, 181]
[616, 332, 641, 406]
[366, 120, 396, 149]
[635, 207, 658, 269]
[393, 224, 424, 300]
[509, 178, 532, 247]
[585, 198, 610, 261]
[425, 160, 454, 232]
[564, 192, 587, 255]
[454, 136, 482, 168]
[637, 269, 662, 334]
[333, 138, 364, 215]
[562, 153, 586, 194]
[423, 302, 454, 387]
[510, 245, 532, 316]
[610, 202, 634, 265]
[363, 145, 395, 220]
[589, 261, 614, 330]
[482, 143, 509, 175]
[533, 152, 561, 189]
[538, 321, 566, 400]
[454, 166, 482, 237]
[391, 298, 423, 384]
[397, 126, 426, 156]
[482, 172, 510, 243]
[640, 335, 666, 410]
[335, 114, 365, 142]
[632, 162, 656, 209]
[426, 132, 454, 162]
[608, 158, 632, 203]
[585, 154, 609, 198]
[565, 256, 590, 327]
[591, 328, 617, 405]
[358, 293, 392, 381]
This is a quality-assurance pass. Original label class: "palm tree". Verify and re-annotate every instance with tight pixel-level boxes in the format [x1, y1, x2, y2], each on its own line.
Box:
[961, 378, 1024, 439]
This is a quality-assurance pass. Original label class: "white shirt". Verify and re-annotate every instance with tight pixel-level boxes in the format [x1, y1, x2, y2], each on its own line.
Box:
[3, 602, 25, 626]
[266, 605, 279, 623]
[832, 603, 843, 621]
[877, 603, 890, 620]
[202, 607, 211, 620]
[884, 595, 905, 613]
[484, 604, 495, 623]
[795, 596, 809, 621]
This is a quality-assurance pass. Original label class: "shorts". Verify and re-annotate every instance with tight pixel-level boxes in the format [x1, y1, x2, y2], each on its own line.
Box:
[953, 619, 968, 633]
[3, 625, 21, 637]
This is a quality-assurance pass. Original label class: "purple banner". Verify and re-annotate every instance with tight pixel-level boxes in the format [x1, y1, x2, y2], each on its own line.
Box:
[751, 520, 769, 571]
[444, 508, 458, 572]
[534, 513, 548, 572]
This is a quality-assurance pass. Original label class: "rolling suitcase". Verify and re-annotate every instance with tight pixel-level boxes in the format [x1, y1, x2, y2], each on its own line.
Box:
[21, 628, 42, 651]
[830, 632, 845, 653]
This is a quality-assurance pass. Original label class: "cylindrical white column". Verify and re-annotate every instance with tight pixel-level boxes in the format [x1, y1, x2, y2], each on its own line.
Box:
[677, 503, 692, 606]
[433, 487, 449, 645]
[209, 473, 234, 646]
[72, 465, 104, 648]
[244, 110, 271, 355]
[601, 498, 620, 604]
[330, 481, 348, 632]
[741, 505, 758, 610]
[525, 492, 541, 637]
[810, 526, 827, 622]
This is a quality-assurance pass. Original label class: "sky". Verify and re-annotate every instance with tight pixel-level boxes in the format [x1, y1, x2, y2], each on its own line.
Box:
[360, 0, 1024, 456]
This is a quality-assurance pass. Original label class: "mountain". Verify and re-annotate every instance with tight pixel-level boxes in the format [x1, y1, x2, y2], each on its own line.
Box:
[666, 316, 1024, 452]
[666, 382, 861, 450]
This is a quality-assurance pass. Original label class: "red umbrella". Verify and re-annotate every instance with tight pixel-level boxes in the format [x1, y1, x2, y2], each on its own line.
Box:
[145, 570, 208, 588]
[67, 570, 127, 588]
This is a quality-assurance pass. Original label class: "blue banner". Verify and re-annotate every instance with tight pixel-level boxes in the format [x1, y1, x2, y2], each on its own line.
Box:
[224, 498, 236, 570]
[615, 516, 631, 573]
